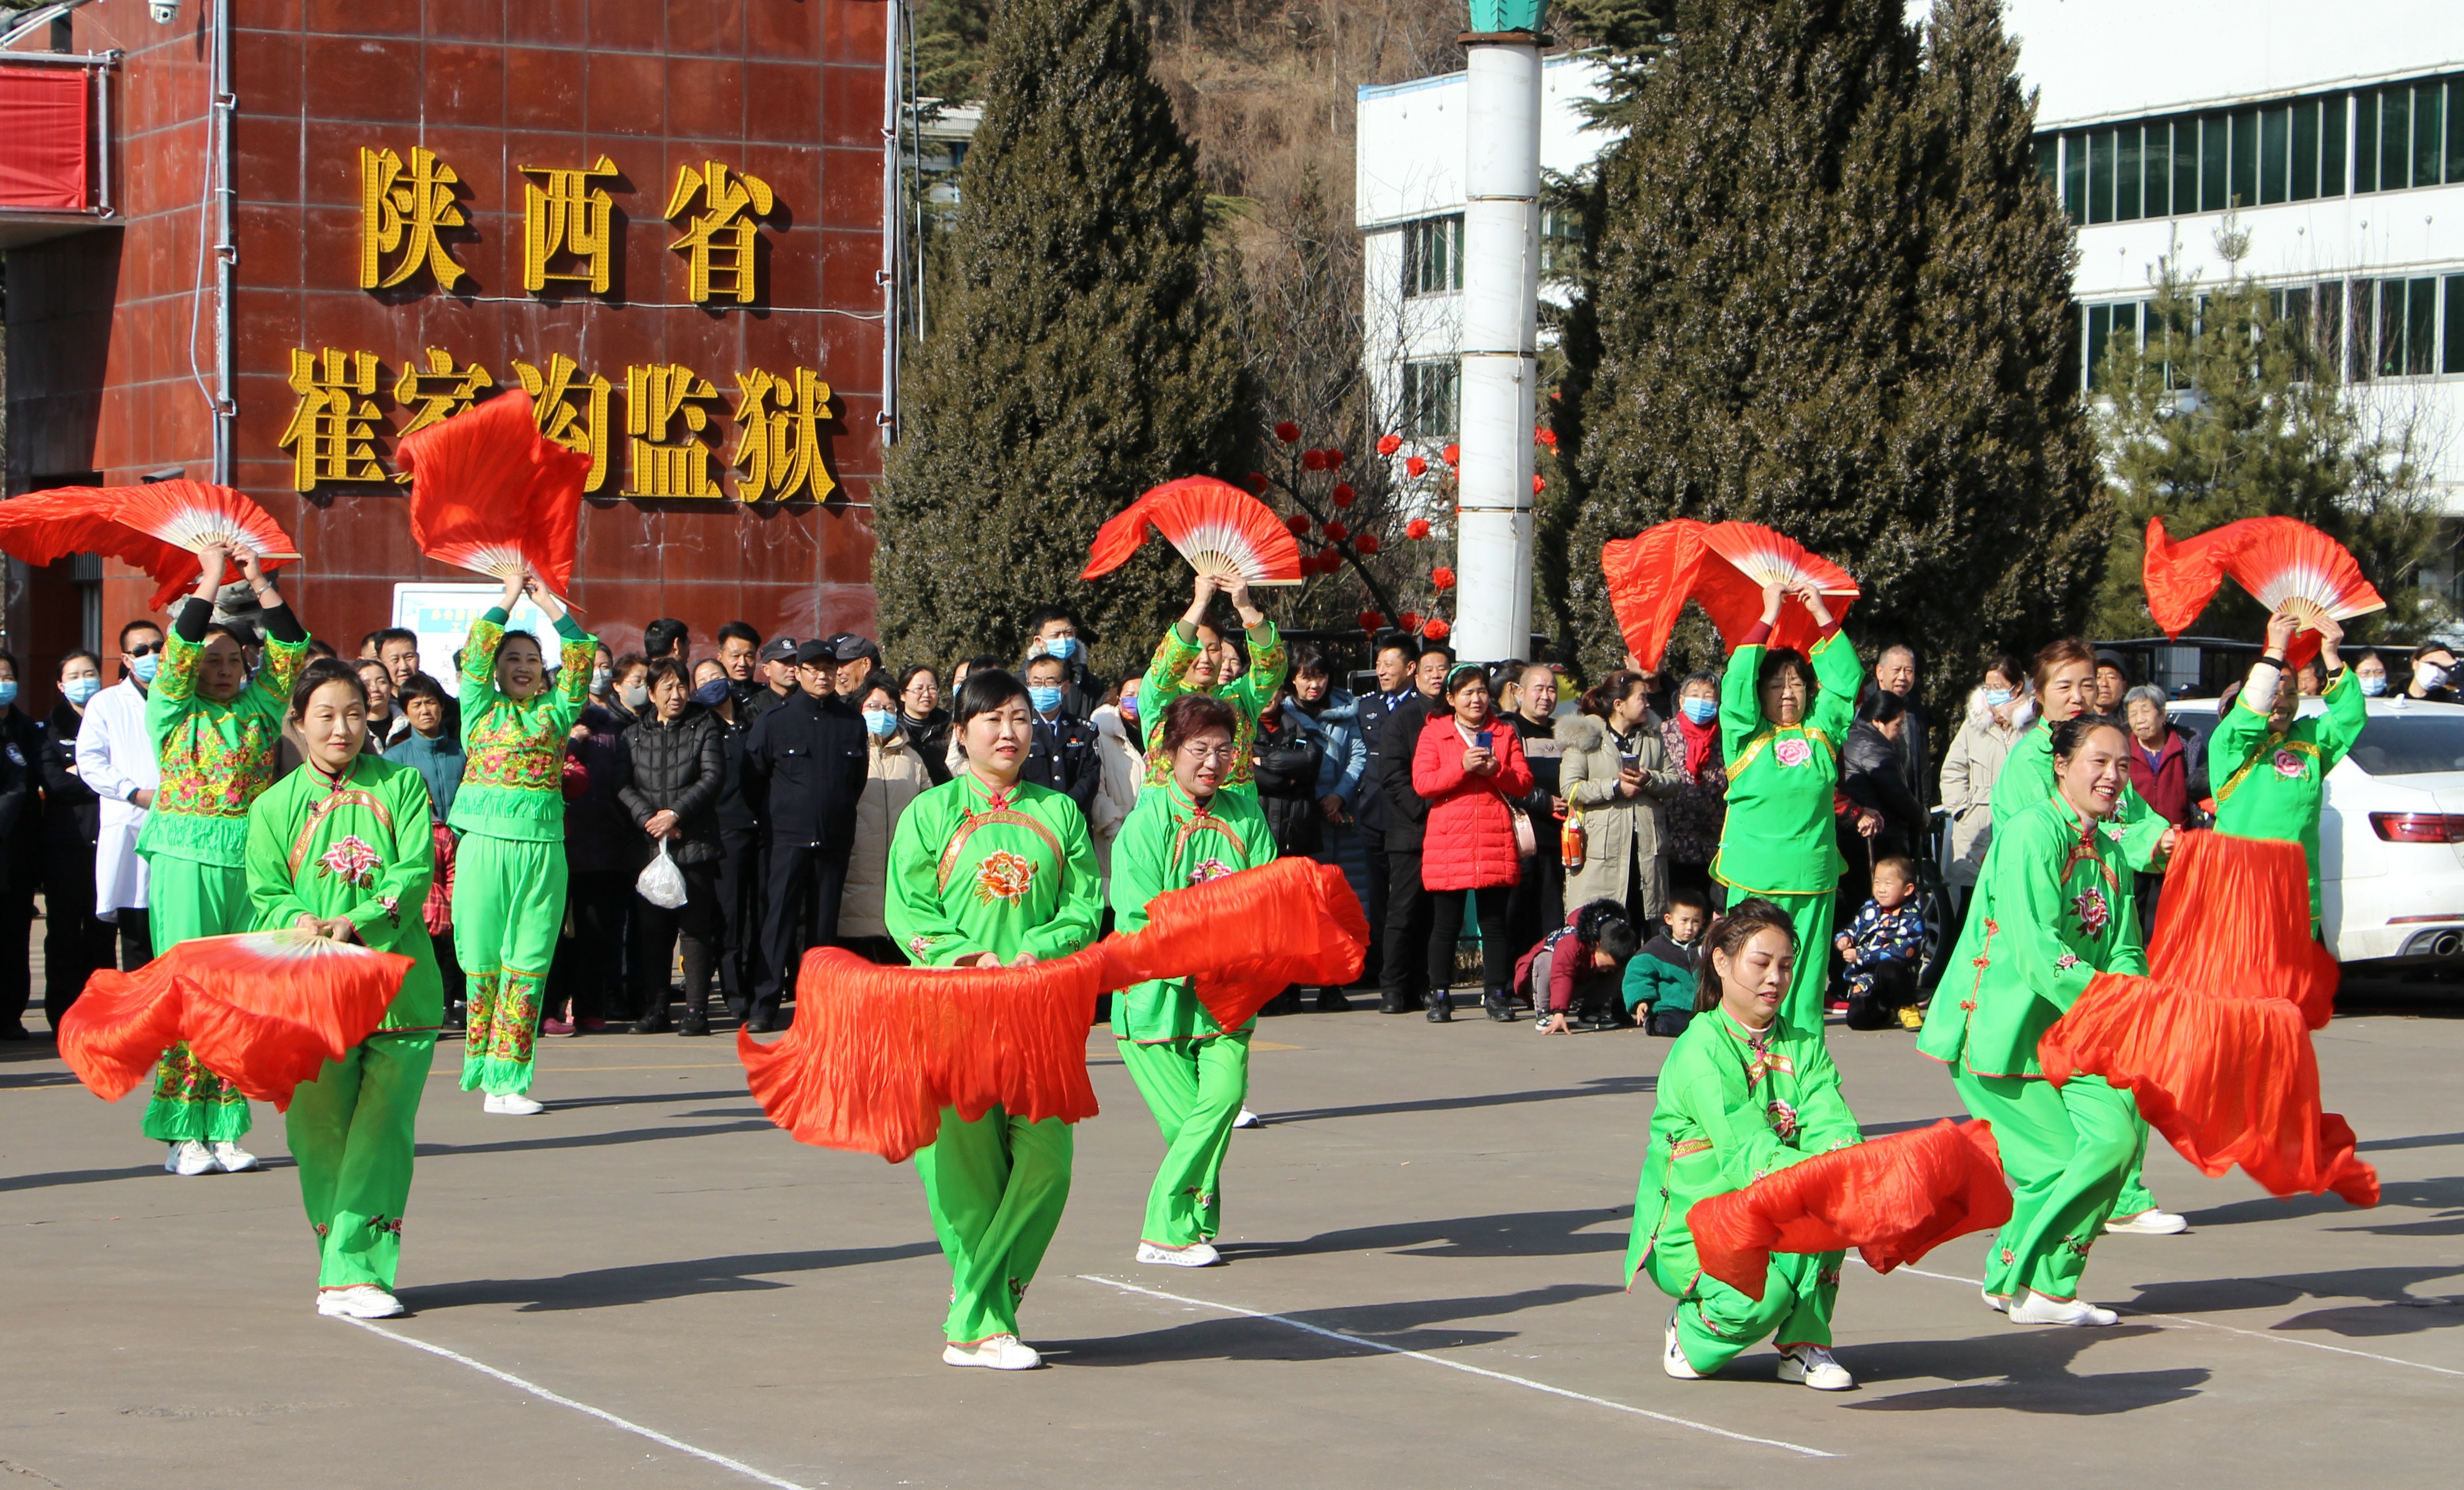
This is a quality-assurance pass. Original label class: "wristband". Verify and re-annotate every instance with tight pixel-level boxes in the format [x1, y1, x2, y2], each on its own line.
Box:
[2257, 653, 2286, 671]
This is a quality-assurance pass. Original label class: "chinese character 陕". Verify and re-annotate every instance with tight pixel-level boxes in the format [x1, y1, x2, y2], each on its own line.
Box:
[665, 161, 776, 305]
[279, 348, 388, 492]
[729, 368, 836, 503]
[519, 156, 621, 294]
[360, 145, 467, 291]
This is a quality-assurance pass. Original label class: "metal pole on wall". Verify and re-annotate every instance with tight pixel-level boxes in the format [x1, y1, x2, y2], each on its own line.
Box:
[210, 0, 234, 485]
[1452, 2, 1544, 665]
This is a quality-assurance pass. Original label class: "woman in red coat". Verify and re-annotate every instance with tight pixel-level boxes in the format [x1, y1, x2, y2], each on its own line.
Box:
[1413, 663, 1536, 1024]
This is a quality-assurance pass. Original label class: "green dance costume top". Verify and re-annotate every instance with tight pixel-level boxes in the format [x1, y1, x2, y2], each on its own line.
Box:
[137, 615, 310, 866]
[1992, 721, 2172, 871]
[246, 755, 446, 1031]
[1624, 1009, 1862, 1286]
[1108, 781, 1278, 1043]
[449, 608, 596, 843]
[2210, 666, 2365, 923]
[885, 771, 1102, 967]
[1710, 628, 1860, 896]
[1138, 618, 1288, 791]
[1918, 795, 2147, 1078]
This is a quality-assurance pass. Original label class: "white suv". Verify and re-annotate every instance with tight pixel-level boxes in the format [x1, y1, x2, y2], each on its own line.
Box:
[2165, 695, 2464, 965]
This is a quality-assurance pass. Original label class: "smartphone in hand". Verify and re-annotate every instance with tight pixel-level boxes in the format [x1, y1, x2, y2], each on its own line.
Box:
[1476, 730, 1494, 750]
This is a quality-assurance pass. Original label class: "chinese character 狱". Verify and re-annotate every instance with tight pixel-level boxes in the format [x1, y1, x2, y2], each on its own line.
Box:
[279, 348, 387, 492]
[625, 364, 721, 498]
[360, 146, 467, 291]
[730, 368, 836, 503]
[393, 348, 494, 440]
[513, 353, 614, 494]
[665, 161, 776, 305]
[519, 156, 621, 294]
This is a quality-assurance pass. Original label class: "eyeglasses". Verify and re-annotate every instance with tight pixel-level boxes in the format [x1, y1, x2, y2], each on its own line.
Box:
[1176, 742, 1237, 763]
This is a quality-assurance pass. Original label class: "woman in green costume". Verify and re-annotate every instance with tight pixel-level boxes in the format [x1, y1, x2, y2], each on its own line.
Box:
[1988, 638, 2182, 1237]
[1918, 715, 2156, 1326]
[1138, 572, 1287, 800]
[1711, 579, 1861, 1034]
[2209, 609, 2363, 934]
[1110, 693, 1276, 1269]
[1626, 898, 1863, 1390]
[246, 658, 442, 1320]
[450, 567, 598, 1116]
[138, 544, 310, 1176]
[884, 668, 1102, 1370]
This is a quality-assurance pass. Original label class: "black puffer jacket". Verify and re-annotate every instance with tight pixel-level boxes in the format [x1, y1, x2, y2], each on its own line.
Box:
[1251, 711, 1325, 858]
[40, 699, 96, 850]
[618, 706, 725, 865]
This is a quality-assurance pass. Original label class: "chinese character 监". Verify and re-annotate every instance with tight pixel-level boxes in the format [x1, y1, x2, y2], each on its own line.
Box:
[513, 353, 614, 494]
[519, 156, 621, 294]
[729, 368, 836, 503]
[360, 146, 467, 291]
[665, 161, 776, 306]
[393, 348, 494, 442]
[625, 363, 721, 498]
[279, 348, 388, 492]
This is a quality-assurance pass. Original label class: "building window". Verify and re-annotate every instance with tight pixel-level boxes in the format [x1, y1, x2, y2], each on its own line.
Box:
[2448, 275, 2464, 376]
[2355, 78, 2462, 193]
[2082, 301, 2144, 393]
[1400, 359, 1459, 439]
[1539, 207, 1582, 279]
[2371, 278, 2441, 379]
[1404, 215, 1463, 297]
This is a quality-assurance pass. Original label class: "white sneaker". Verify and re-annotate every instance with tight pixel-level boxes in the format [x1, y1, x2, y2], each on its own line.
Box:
[942, 1334, 1041, 1370]
[166, 1141, 217, 1177]
[1662, 1319, 1702, 1380]
[211, 1141, 259, 1173]
[1982, 1287, 2009, 1313]
[2007, 1290, 2120, 1327]
[1137, 1240, 1223, 1268]
[1231, 1108, 1260, 1129]
[2105, 1209, 2188, 1236]
[316, 1285, 405, 1319]
[1778, 1343, 1855, 1391]
[482, 1092, 543, 1116]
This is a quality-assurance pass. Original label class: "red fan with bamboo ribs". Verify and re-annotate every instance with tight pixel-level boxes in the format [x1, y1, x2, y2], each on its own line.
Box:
[1684, 1120, 2012, 1300]
[1602, 520, 1857, 667]
[2038, 832, 2376, 1206]
[0, 482, 300, 610]
[1081, 476, 1304, 587]
[397, 390, 591, 601]
[2143, 517, 2383, 668]
[56, 932, 417, 1110]
[1601, 520, 1709, 672]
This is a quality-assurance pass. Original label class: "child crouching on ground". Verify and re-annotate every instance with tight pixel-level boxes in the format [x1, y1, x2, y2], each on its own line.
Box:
[1522, 898, 1640, 1034]
[1624, 886, 1709, 1036]
[1834, 855, 1926, 1031]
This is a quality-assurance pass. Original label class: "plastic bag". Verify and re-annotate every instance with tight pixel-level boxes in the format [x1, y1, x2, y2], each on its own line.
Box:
[636, 839, 687, 909]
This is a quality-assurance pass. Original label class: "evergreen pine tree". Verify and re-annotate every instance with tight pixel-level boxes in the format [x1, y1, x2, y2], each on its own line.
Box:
[875, 0, 1254, 679]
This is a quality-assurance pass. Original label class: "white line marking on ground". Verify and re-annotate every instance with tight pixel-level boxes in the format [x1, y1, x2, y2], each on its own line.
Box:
[344, 1318, 823, 1488]
[1077, 1274, 1837, 1458]
[1878, 1262, 2464, 1380]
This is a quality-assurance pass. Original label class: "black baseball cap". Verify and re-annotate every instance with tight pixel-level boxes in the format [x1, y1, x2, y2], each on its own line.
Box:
[794, 638, 838, 667]
[2093, 648, 2128, 671]
[759, 637, 799, 663]
[823, 631, 881, 664]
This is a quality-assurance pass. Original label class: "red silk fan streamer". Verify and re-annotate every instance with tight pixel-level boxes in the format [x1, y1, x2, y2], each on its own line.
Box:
[398, 391, 591, 600]
[1079, 476, 1304, 586]
[2142, 517, 2386, 669]
[1684, 1120, 2013, 1300]
[54, 932, 415, 1110]
[1601, 520, 1859, 666]
[740, 859, 1371, 1162]
[1601, 520, 1709, 673]
[2038, 831, 2375, 1205]
[0, 485, 296, 610]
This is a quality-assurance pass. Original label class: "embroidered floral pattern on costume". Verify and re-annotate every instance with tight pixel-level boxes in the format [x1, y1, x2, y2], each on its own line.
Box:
[1766, 1098, 1801, 1140]
[2058, 1230, 2096, 1258]
[154, 712, 283, 818]
[317, 834, 382, 889]
[908, 934, 940, 960]
[1669, 1137, 1714, 1158]
[461, 730, 563, 793]
[152, 1041, 247, 1106]
[371, 1215, 404, 1236]
[974, 849, 1036, 904]
[2070, 884, 2110, 936]
[488, 973, 543, 1065]
[377, 895, 401, 928]
[1773, 737, 1814, 768]
[2273, 748, 2306, 779]
[312, 1221, 330, 1238]
[2054, 952, 2082, 971]
[1189, 856, 1236, 885]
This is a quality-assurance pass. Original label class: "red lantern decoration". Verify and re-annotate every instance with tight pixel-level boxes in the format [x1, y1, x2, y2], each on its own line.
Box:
[1330, 482, 1356, 506]
[1535, 425, 1558, 450]
[1431, 566, 1456, 590]
[1441, 443, 1460, 466]
[1354, 531, 1380, 555]
[1405, 518, 1432, 540]
[1377, 433, 1403, 457]
[1325, 446, 1346, 465]
[1423, 618, 1452, 641]
[1321, 549, 1347, 575]
[1322, 520, 1348, 543]
[1533, 474, 1547, 494]
[1358, 610, 1384, 632]
[1299, 449, 1324, 472]
[1399, 610, 1421, 632]
[1404, 455, 1427, 478]
[1245, 471, 1270, 494]
[1275, 421, 1300, 443]
[1284, 512, 1310, 536]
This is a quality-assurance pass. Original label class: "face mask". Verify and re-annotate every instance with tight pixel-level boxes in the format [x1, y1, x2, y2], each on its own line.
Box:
[131, 653, 160, 684]
[1679, 696, 1718, 725]
[620, 683, 649, 709]
[63, 677, 100, 706]
[1983, 688, 2014, 708]
[694, 678, 732, 707]
[863, 707, 898, 738]
[590, 666, 614, 693]
[1041, 636, 1074, 660]
[2360, 675, 2387, 696]
[0, 682, 18, 707]
[1028, 685, 1064, 715]
[2417, 664, 2447, 690]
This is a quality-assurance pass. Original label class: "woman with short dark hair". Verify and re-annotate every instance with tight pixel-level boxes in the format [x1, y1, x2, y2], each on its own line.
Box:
[620, 656, 725, 1034]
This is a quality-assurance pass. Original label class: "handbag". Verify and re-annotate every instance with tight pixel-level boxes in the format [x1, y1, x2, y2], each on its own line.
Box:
[636, 838, 688, 909]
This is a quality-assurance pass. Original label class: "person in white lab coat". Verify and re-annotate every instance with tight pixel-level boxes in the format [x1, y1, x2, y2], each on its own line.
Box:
[75, 618, 164, 972]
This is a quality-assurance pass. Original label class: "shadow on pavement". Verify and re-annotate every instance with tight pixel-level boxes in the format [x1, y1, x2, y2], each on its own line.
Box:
[2127, 1263, 2464, 1338]
[2184, 1175, 2463, 1231]
[1239, 1206, 1636, 1259]
[1266, 1074, 1654, 1126]
[412, 1119, 780, 1161]
[1047, 1280, 1619, 1366]
[1842, 1325, 2201, 1413]
[408, 1242, 943, 1312]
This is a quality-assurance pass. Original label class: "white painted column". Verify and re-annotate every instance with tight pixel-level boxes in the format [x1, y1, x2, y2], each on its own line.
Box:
[1452, 34, 1541, 665]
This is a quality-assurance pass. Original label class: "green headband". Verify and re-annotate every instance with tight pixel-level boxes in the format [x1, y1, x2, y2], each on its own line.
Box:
[1445, 663, 1487, 693]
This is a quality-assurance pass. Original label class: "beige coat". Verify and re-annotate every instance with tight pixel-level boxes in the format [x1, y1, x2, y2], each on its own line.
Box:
[839, 728, 931, 938]
[1087, 704, 1144, 881]
[1557, 711, 1683, 920]
[1937, 690, 2033, 887]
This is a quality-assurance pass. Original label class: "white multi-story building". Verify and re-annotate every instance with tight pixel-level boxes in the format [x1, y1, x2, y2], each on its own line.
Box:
[1357, 4, 2464, 564]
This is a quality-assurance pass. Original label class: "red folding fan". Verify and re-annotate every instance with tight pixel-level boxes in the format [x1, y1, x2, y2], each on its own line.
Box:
[2038, 832, 2376, 1206]
[1684, 1120, 2012, 1300]
[1081, 476, 1304, 587]
[2143, 517, 2384, 669]
[397, 390, 592, 600]
[1600, 519, 1857, 663]
[0, 483, 300, 610]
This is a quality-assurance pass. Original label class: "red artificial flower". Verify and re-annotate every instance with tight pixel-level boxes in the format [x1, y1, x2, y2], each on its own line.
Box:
[1320, 549, 1347, 574]
[1405, 518, 1432, 540]
[1533, 473, 1547, 494]
[1441, 443, 1461, 467]
[1404, 455, 1428, 478]
[1423, 618, 1452, 641]
[1330, 482, 1356, 506]
[1358, 610, 1384, 632]
[1377, 433, 1403, 457]
[1284, 513, 1310, 535]
[1399, 610, 1421, 632]
[1325, 446, 1346, 465]
[1535, 425, 1558, 450]
[1431, 566, 1456, 590]
[1354, 531, 1380, 555]
[1301, 448, 1326, 472]
[1275, 421, 1300, 443]
[1322, 520, 1348, 543]
[1245, 471, 1270, 494]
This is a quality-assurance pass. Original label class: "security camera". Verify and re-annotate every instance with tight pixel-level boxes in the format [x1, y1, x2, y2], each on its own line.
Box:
[148, 0, 179, 22]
